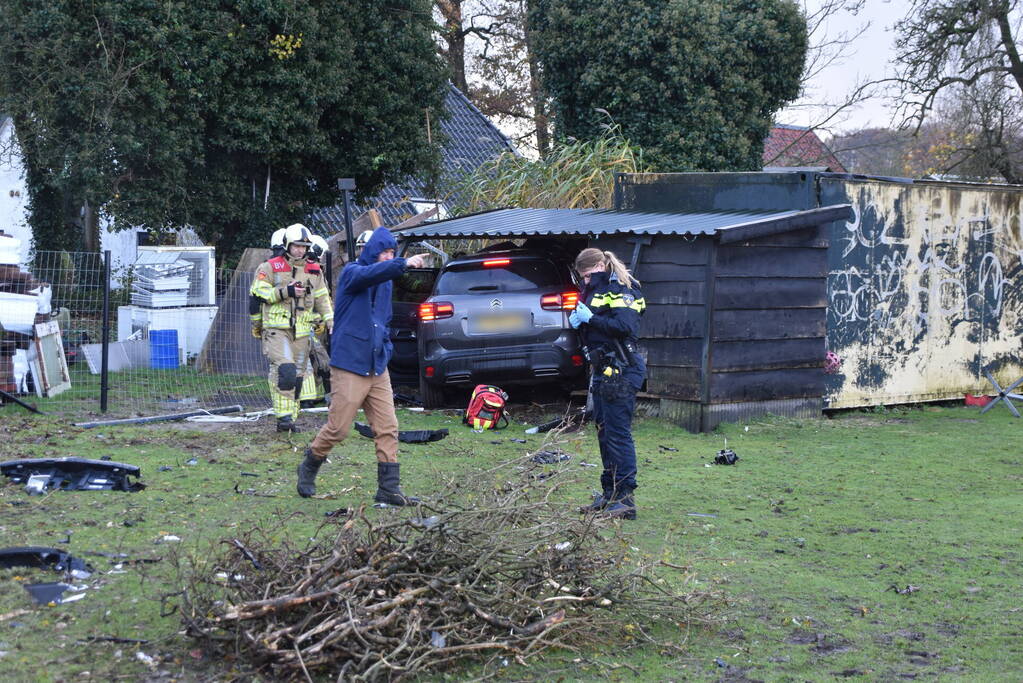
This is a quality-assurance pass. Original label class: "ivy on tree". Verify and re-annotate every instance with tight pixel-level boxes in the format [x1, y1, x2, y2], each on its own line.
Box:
[528, 0, 807, 172]
[0, 0, 448, 260]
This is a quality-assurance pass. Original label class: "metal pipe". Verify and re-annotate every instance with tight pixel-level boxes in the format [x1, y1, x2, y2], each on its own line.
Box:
[75, 404, 244, 429]
[100, 249, 111, 413]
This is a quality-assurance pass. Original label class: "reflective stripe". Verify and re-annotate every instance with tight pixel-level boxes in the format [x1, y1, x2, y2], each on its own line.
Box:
[270, 380, 299, 418]
[313, 288, 329, 298]
[591, 292, 646, 312]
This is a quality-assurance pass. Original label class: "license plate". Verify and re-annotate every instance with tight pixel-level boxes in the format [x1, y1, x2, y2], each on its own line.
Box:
[473, 313, 528, 333]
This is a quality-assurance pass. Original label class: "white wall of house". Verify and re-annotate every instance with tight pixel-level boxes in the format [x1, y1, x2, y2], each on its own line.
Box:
[0, 117, 32, 263]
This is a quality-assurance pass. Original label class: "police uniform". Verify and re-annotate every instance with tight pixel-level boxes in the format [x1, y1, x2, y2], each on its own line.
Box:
[578, 270, 646, 516]
[250, 252, 333, 429]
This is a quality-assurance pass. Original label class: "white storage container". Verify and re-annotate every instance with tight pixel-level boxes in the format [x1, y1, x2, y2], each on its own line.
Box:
[116, 305, 218, 360]
[136, 246, 216, 306]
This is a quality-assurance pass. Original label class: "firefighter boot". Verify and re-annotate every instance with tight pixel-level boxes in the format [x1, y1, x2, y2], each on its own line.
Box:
[579, 489, 613, 513]
[277, 416, 300, 433]
[296, 448, 324, 498]
[597, 491, 636, 520]
[373, 462, 419, 506]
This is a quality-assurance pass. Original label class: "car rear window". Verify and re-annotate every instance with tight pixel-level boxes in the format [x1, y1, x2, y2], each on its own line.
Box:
[434, 259, 565, 295]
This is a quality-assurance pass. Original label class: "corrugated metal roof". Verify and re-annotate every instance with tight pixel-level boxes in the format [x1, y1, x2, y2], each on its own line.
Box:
[396, 206, 853, 241]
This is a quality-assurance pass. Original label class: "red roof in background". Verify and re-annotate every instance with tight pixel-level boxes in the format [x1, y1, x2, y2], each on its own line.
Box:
[763, 124, 846, 172]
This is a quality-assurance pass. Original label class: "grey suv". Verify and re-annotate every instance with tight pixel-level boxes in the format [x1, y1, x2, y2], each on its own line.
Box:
[416, 248, 586, 408]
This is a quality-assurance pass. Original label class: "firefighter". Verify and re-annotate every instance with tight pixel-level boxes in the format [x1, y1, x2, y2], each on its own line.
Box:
[295, 227, 429, 503]
[250, 227, 292, 339]
[569, 247, 646, 520]
[250, 224, 333, 433]
[298, 234, 332, 407]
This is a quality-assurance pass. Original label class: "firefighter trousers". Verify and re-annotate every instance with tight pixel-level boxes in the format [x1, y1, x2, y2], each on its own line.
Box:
[262, 328, 310, 420]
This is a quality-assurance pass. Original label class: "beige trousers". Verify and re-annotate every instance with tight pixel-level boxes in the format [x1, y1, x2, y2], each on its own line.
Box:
[309, 367, 399, 462]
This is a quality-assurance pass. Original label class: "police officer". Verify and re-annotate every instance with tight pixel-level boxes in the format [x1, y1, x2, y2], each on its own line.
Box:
[250, 224, 333, 432]
[569, 247, 646, 520]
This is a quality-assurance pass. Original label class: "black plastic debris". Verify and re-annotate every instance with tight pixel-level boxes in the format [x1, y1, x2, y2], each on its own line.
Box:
[231, 539, 263, 570]
[714, 449, 739, 466]
[158, 466, 173, 472]
[353, 421, 449, 444]
[0, 547, 93, 578]
[524, 409, 591, 435]
[0, 457, 145, 492]
[530, 449, 571, 465]
[509, 438, 527, 444]
[658, 445, 679, 452]
[23, 582, 72, 605]
[324, 507, 352, 518]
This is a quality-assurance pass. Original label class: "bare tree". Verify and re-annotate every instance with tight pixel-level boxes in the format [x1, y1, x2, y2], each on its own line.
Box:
[891, 0, 1022, 182]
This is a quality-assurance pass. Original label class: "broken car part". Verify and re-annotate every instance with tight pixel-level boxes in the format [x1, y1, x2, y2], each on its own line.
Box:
[353, 421, 449, 444]
[0, 547, 93, 578]
[714, 449, 739, 465]
[74, 404, 243, 428]
[530, 449, 571, 465]
[1, 457, 145, 492]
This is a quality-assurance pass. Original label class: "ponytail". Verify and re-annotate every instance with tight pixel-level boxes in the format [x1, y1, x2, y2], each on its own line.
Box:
[603, 250, 639, 288]
[574, 247, 640, 287]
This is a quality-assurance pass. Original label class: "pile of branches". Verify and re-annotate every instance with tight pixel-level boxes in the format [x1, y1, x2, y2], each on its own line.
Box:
[180, 457, 717, 680]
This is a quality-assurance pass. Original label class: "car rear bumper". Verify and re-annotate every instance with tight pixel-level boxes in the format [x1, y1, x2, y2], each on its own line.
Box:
[421, 342, 585, 387]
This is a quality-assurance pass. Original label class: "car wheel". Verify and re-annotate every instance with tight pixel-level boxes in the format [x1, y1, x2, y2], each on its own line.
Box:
[419, 376, 446, 409]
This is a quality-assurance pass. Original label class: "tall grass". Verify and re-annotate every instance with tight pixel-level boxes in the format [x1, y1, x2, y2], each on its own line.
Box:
[450, 121, 647, 214]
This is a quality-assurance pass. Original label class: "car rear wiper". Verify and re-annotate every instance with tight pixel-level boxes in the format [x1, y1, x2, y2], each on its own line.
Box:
[467, 285, 500, 291]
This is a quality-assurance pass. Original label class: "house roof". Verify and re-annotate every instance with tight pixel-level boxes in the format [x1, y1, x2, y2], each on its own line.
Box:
[763, 124, 846, 173]
[396, 205, 852, 244]
[309, 83, 517, 233]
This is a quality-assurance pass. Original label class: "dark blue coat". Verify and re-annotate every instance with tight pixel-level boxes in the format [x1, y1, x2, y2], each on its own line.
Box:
[329, 227, 407, 376]
[580, 271, 647, 390]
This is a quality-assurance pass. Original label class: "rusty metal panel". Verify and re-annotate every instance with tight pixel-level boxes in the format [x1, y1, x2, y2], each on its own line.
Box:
[820, 177, 1023, 408]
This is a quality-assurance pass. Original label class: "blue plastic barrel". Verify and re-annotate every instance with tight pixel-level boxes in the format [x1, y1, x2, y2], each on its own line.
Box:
[149, 329, 179, 369]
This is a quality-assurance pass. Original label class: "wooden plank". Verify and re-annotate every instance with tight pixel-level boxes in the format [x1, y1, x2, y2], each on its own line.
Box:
[711, 338, 825, 372]
[657, 398, 703, 433]
[713, 308, 825, 341]
[733, 224, 828, 248]
[196, 247, 270, 376]
[639, 236, 711, 265]
[640, 303, 705, 339]
[714, 277, 826, 309]
[641, 281, 705, 306]
[636, 263, 706, 282]
[639, 338, 703, 366]
[715, 245, 827, 278]
[709, 367, 824, 402]
[645, 365, 701, 400]
[327, 209, 382, 266]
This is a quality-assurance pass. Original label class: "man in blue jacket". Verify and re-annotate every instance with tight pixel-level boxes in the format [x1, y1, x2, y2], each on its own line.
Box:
[297, 227, 428, 502]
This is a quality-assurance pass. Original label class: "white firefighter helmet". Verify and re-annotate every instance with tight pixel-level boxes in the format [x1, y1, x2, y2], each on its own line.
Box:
[283, 223, 313, 249]
[355, 229, 374, 249]
[308, 234, 328, 261]
[270, 227, 287, 249]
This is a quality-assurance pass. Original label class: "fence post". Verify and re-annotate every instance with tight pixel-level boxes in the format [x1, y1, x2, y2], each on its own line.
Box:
[325, 251, 333, 297]
[100, 249, 111, 413]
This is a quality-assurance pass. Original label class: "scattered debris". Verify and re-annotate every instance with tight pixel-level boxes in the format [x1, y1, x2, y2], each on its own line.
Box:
[185, 457, 198, 466]
[713, 449, 739, 466]
[888, 584, 921, 595]
[158, 466, 173, 472]
[658, 445, 679, 452]
[0, 457, 145, 492]
[530, 448, 571, 465]
[230, 539, 263, 570]
[353, 421, 449, 444]
[156, 535, 182, 544]
[509, 438, 527, 444]
[0, 547, 93, 578]
[324, 507, 352, 518]
[687, 513, 718, 518]
[74, 404, 243, 428]
[23, 581, 74, 605]
[79, 636, 149, 645]
[524, 409, 591, 435]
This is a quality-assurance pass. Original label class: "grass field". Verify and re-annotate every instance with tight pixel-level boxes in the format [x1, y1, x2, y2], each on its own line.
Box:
[0, 400, 1020, 681]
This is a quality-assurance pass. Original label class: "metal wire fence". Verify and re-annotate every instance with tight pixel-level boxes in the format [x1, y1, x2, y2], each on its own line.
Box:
[3, 250, 279, 418]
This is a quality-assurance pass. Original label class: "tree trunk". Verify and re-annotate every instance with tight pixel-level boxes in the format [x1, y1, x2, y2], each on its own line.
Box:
[436, 1, 468, 92]
[524, 6, 550, 158]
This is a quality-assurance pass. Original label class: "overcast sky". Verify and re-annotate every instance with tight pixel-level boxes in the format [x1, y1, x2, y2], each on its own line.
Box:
[777, 0, 908, 134]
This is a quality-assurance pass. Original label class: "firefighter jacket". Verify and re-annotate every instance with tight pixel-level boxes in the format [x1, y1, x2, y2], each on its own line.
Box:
[579, 270, 647, 389]
[250, 254, 333, 336]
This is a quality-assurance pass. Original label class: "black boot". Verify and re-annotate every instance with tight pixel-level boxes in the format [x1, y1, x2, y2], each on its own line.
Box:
[597, 492, 636, 520]
[296, 448, 324, 498]
[277, 416, 300, 433]
[374, 462, 419, 506]
[579, 489, 613, 513]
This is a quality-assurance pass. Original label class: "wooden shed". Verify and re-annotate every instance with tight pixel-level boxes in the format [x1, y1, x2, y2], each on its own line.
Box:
[397, 204, 852, 431]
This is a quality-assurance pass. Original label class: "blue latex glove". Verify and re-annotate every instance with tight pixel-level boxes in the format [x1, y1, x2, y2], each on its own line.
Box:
[574, 301, 593, 323]
[568, 310, 582, 328]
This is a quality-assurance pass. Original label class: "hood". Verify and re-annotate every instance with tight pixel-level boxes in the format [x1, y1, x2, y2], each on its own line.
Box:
[357, 227, 398, 265]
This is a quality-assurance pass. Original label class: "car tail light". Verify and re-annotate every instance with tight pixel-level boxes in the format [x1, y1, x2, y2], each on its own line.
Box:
[482, 258, 511, 267]
[540, 291, 580, 311]
[425, 366, 435, 378]
[571, 354, 584, 367]
[418, 301, 453, 322]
